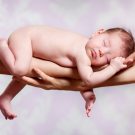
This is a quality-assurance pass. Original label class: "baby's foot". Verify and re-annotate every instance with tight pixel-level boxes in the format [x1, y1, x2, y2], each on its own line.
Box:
[0, 96, 17, 120]
[0, 38, 7, 45]
[0, 38, 8, 52]
[85, 95, 96, 117]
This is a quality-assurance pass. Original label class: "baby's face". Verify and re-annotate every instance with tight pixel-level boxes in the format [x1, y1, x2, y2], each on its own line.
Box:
[86, 32, 123, 66]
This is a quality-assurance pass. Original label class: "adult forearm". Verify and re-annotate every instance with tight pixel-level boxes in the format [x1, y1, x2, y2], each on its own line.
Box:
[65, 65, 135, 90]
[1, 57, 135, 90]
[96, 64, 135, 88]
[27, 58, 79, 79]
[31, 59, 135, 87]
[0, 58, 79, 79]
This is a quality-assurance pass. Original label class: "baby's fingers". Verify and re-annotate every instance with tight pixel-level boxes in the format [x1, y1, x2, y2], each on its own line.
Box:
[117, 57, 125, 61]
[121, 58, 125, 62]
[122, 64, 127, 69]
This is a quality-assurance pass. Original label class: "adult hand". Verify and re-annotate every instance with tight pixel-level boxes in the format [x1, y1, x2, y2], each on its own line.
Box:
[124, 52, 135, 68]
[12, 67, 90, 91]
[12, 64, 110, 91]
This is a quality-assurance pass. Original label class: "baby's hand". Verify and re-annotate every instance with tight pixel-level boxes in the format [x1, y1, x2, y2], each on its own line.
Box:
[110, 57, 127, 72]
[85, 94, 96, 117]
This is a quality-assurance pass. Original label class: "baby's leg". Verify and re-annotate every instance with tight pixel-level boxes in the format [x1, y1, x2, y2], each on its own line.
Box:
[0, 80, 26, 120]
[0, 35, 32, 76]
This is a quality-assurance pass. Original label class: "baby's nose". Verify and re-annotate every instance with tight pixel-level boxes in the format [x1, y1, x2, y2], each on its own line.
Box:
[99, 49, 104, 57]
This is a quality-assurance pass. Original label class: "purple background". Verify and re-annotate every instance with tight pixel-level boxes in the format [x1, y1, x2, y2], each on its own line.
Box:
[0, 0, 135, 134]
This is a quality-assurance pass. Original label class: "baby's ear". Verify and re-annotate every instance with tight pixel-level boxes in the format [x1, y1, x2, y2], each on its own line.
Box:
[91, 29, 105, 38]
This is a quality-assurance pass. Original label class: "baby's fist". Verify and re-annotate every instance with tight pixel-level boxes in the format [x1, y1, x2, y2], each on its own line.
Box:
[110, 57, 127, 72]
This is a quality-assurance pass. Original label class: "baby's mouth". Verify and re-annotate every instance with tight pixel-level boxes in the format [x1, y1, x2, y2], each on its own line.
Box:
[91, 49, 97, 59]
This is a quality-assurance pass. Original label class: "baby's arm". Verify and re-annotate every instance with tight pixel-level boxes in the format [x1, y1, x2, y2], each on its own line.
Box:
[78, 57, 126, 117]
[77, 57, 127, 87]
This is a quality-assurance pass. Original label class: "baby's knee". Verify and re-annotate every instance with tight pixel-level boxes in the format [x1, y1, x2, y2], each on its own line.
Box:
[0, 38, 7, 44]
[11, 66, 29, 77]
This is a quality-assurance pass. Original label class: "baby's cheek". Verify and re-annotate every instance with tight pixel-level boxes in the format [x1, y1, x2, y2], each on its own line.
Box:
[99, 58, 108, 66]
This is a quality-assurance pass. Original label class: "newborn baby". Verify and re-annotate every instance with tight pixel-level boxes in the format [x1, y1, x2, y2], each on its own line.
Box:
[0, 26, 134, 119]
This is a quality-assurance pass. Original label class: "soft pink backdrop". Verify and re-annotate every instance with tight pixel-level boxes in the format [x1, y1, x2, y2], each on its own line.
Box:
[0, 0, 135, 134]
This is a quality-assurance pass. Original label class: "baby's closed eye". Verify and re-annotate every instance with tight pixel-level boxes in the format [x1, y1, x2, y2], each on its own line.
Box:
[104, 39, 110, 47]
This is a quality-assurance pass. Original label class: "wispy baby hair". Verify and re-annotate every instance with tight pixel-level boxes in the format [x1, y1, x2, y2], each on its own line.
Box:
[105, 27, 135, 58]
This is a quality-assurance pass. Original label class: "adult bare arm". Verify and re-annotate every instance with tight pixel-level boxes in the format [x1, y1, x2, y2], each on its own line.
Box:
[13, 64, 135, 91]
[0, 57, 79, 79]
[13, 52, 135, 91]
[0, 57, 88, 91]
[13, 67, 89, 91]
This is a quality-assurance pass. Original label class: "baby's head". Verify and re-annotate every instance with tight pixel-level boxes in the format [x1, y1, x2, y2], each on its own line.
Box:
[86, 28, 135, 66]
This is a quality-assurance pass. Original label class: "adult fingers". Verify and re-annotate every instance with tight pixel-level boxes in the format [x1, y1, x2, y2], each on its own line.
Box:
[12, 76, 43, 87]
[124, 58, 134, 67]
[124, 52, 135, 65]
[33, 67, 56, 83]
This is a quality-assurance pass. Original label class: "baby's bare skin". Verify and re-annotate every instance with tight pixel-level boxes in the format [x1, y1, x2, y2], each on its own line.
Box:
[0, 26, 126, 119]
[9, 26, 89, 69]
[5, 26, 125, 85]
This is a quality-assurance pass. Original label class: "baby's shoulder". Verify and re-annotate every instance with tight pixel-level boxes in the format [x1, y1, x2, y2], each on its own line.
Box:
[76, 49, 91, 65]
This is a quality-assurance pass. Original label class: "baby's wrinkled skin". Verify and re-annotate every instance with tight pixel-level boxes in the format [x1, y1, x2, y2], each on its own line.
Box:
[0, 26, 126, 119]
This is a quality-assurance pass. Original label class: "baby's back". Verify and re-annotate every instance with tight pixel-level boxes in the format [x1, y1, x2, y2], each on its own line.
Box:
[10, 26, 89, 67]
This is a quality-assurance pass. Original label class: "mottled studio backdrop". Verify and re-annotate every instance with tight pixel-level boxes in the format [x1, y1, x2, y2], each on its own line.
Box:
[0, 0, 135, 135]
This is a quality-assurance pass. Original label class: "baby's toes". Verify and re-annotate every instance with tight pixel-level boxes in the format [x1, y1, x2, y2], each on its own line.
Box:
[86, 108, 89, 114]
[86, 107, 91, 114]
[8, 116, 14, 120]
[8, 114, 17, 120]
[87, 111, 91, 117]
[0, 38, 7, 44]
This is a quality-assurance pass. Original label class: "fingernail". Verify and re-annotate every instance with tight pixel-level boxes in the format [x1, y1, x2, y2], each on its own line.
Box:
[127, 62, 132, 65]
[34, 67, 38, 71]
